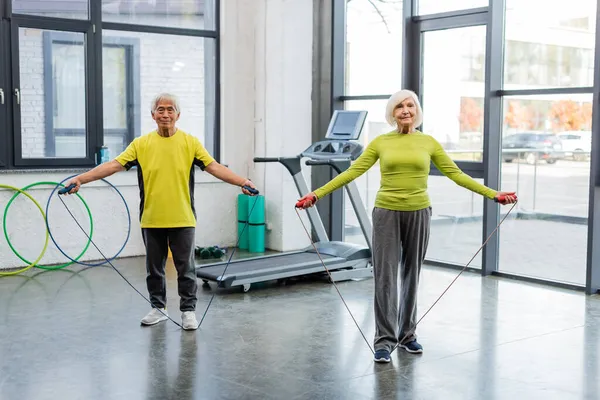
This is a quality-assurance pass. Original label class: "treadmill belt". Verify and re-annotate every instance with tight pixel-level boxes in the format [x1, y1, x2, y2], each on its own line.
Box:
[197, 252, 339, 278]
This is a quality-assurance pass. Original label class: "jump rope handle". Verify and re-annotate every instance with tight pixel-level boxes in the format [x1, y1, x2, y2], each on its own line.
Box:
[494, 194, 517, 203]
[58, 183, 77, 195]
[296, 195, 317, 209]
[243, 185, 259, 195]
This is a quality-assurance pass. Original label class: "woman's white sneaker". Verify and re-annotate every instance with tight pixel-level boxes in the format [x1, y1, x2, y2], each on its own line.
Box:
[182, 311, 199, 330]
[141, 308, 168, 326]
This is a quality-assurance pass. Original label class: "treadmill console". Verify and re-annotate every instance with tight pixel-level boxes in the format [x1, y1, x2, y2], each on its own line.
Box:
[301, 110, 368, 161]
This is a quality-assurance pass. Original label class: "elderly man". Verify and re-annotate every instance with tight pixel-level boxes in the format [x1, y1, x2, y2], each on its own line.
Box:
[64, 93, 257, 330]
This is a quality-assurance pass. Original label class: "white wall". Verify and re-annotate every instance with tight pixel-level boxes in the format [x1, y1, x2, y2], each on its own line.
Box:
[221, 0, 314, 252]
[0, 0, 314, 270]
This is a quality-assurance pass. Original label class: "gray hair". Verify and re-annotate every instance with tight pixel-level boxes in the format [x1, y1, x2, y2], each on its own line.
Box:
[385, 89, 423, 129]
[150, 93, 181, 114]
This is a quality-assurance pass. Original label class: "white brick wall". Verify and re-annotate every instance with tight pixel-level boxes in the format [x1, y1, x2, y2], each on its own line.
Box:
[18, 16, 209, 159]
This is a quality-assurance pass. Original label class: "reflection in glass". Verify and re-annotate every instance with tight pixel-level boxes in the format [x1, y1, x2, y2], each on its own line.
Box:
[19, 28, 87, 159]
[504, 0, 596, 89]
[422, 26, 487, 162]
[499, 94, 591, 285]
[102, 0, 215, 30]
[418, 0, 488, 15]
[345, 0, 403, 95]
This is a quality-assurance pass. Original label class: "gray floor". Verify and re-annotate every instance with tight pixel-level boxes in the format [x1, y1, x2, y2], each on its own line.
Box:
[1, 256, 599, 400]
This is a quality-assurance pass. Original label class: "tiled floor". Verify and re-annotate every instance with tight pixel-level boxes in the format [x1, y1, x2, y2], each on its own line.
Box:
[1, 256, 599, 399]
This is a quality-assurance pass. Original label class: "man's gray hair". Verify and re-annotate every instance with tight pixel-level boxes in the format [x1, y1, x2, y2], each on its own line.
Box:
[385, 89, 423, 129]
[150, 93, 181, 114]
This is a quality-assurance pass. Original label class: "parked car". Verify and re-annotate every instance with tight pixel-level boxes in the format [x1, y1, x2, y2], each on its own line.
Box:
[502, 132, 563, 164]
[556, 130, 591, 161]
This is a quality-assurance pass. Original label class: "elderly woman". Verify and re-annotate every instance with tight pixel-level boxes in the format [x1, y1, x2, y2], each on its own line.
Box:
[297, 89, 516, 363]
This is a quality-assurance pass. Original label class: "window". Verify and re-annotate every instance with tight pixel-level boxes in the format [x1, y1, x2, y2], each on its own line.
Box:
[42, 32, 140, 159]
[1, 1, 219, 169]
[504, 0, 597, 89]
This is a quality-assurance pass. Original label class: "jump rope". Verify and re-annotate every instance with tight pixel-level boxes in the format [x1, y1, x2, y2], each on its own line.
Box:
[1, 178, 517, 355]
[294, 194, 518, 356]
[54, 181, 259, 330]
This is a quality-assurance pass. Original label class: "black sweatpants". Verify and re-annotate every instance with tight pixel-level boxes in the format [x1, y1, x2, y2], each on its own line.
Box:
[141, 227, 197, 312]
[372, 207, 431, 352]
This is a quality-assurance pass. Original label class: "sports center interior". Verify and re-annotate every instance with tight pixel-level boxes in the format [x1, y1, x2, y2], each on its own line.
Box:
[1, 0, 600, 399]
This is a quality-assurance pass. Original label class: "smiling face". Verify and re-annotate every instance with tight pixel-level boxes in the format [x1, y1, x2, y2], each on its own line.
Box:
[393, 97, 416, 131]
[151, 100, 180, 131]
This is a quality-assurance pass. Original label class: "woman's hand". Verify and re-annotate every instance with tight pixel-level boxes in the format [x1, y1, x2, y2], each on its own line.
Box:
[296, 192, 318, 209]
[495, 191, 517, 205]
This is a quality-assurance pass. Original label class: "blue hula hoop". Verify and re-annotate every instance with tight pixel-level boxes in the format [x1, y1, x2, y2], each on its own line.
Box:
[45, 175, 132, 267]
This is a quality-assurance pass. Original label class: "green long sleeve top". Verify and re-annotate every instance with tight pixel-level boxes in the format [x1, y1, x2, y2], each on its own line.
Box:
[313, 131, 497, 211]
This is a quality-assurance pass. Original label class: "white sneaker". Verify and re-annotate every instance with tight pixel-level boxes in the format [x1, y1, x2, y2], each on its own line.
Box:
[141, 308, 168, 326]
[182, 311, 199, 330]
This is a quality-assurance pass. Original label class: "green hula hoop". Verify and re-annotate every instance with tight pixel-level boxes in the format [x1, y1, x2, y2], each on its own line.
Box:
[3, 181, 94, 271]
[0, 184, 49, 276]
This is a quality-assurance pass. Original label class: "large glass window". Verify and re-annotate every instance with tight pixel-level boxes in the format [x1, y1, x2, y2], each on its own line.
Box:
[12, 0, 88, 19]
[499, 94, 592, 284]
[504, 0, 597, 89]
[1, 1, 219, 169]
[417, 0, 488, 16]
[18, 28, 87, 159]
[102, 32, 213, 158]
[345, 0, 403, 95]
[102, 0, 216, 30]
[422, 26, 487, 162]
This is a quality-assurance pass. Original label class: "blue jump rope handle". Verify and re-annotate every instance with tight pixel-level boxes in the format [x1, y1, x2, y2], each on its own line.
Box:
[243, 185, 259, 195]
[58, 183, 77, 195]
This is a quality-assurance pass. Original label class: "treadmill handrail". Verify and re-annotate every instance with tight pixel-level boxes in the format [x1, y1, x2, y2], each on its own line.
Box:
[305, 159, 349, 174]
[253, 157, 280, 162]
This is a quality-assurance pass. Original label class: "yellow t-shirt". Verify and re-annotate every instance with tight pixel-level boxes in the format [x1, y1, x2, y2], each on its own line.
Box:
[115, 129, 215, 228]
[314, 130, 497, 211]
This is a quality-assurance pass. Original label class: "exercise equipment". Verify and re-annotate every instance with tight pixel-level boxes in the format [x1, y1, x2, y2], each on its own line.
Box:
[237, 194, 250, 250]
[196, 246, 227, 259]
[0, 184, 49, 276]
[3, 181, 94, 270]
[196, 110, 373, 292]
[247, 195, 265, 253]
[55, 182, 183, 328]
[47, 176, 131, 267]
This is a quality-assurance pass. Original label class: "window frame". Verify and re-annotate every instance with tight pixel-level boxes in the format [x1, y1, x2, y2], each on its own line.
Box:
[0, 0, 220, 170]
[43, 31, 141, 159]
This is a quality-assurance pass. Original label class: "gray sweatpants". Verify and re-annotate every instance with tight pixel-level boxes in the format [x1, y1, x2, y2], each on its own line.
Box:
[141, 227, 198, 312]
[372, 207, 431, 352]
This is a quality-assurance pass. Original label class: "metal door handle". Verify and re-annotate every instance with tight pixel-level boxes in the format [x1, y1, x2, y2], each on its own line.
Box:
[14, 88, 20, 104]
[0, 88, 4, 105]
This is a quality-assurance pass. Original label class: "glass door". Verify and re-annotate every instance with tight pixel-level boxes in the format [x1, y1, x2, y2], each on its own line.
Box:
[420, 25, 488, 268]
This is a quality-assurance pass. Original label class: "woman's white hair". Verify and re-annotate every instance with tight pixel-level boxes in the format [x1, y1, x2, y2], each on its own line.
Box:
[385, 89, 423, 129]
[150, 93, 181, 114]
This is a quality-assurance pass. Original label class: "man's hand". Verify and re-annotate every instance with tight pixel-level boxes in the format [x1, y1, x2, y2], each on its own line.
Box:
[241, 179, 258, 196]
[62, 177, 83, 195]
[495, 191, 517, 205]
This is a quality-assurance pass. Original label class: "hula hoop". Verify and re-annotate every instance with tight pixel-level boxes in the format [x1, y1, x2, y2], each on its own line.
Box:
[3, 181, 94, 270]
[0, 184, 49, 276]
[45, 175, 131, 267]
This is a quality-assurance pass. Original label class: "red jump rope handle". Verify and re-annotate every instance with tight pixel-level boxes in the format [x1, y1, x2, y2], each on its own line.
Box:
[494, 194, 517, 203]
[296, 195, 317, 209]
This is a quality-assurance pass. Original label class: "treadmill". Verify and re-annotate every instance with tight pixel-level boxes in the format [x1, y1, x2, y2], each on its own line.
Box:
[196, 110, 374, 292]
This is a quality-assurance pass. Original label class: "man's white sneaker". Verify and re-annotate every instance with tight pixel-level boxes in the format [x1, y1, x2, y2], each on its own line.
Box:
[141, 308, 168, 326]
[182, 311, 199, 330]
